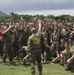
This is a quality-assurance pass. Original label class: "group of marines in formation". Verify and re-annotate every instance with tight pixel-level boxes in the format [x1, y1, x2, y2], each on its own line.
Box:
[0, 17, 74, 75]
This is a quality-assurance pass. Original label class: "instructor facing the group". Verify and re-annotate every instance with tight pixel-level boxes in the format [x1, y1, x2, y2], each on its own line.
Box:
[27, 20, 43, 75]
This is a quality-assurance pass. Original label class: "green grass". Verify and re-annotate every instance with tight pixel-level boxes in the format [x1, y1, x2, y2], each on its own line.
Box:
[0, 58, 74, 75]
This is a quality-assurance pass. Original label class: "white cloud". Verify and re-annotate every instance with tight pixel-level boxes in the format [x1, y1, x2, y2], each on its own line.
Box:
[15, 9, 74, 16]
[0, 0, 74, 16]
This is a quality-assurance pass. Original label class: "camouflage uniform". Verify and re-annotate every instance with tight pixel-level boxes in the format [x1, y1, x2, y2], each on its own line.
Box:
[62, 49, 74, 68]
[41, 31, 46, 63]
[51, 31, 60, 52]
[48, 46, 58, 61]
[13, 29, 19, 57]
[61, 28, 71, 41]
[62, 49, 74, 71]
[28, 30, 42, 75]
[46, 29, 52, 46]
[14, 29, 24, 58]
[2, 31, 13, 63]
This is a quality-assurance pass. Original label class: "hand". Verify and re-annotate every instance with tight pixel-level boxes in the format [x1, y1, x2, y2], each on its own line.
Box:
[9, 25, 12, 29]
[38, 20, 42, 23]
[67, 59, 70, 63]
[52, 59, 56, 62]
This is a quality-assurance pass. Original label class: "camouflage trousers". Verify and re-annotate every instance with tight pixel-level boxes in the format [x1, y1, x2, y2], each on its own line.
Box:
[65, 60, 74, 71]
[53, 41, 60, 52]
[30, 49, 42, 75]
[2, 44, 14, 63]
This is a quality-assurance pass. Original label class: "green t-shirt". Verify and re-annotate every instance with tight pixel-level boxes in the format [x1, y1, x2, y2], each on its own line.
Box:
[62, 49, 74, 59]
[28, 30, 41, 49]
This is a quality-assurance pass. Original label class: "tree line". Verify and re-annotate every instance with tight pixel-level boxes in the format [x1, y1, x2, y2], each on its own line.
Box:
[0, 12, 74, 25]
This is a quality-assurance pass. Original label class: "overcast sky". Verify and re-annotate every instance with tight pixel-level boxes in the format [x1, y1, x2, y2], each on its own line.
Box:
[0, 0, 74, 16]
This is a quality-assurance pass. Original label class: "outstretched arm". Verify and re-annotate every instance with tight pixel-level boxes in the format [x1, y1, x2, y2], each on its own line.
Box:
[38, 20, 42, 31]
[2, 25, 12, 35]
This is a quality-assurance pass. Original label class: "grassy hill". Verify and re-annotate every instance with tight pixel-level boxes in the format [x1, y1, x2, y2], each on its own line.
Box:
[0, 11, 8, 17]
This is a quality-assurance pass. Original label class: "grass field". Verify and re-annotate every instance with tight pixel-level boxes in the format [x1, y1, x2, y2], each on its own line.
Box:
[0, 58, 74, 75]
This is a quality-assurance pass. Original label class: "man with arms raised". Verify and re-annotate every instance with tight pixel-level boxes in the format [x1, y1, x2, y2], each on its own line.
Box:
[27, 20, 43, 75]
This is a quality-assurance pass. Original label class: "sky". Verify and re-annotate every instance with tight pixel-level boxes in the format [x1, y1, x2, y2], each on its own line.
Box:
[0, 0, 74, 16]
